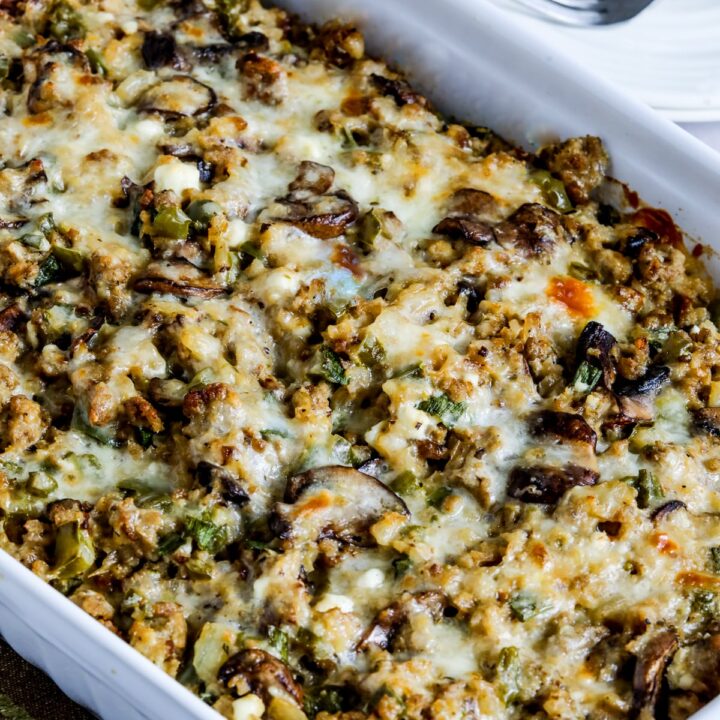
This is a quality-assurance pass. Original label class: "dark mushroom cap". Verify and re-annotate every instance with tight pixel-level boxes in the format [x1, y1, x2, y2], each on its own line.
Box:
[622, 227, 658, 258]
[289, 161, 335, 196]
[614, 365, 670, 398]
[631, 629, 678, 718]
[693, 407, 720, 438]
[195, 461, 250, 505]
[508, 463, 599, 504]
[576, 321, 618, 388]
[447, 188, 498, 220]
[274, 191, 358, 240]
[357, 591, 447, 651]
[269, 465, 409, 545]
[650, 500, 686, 522]
[141, 31, 182, 70]
[218, 648, 302, 706]
[138, 76, 216, 118]
[432, 216, 494, 246]
[615, 395, 655, 424]
[0, 217, 28, 229]
[432, 187, 499, 245]
[493, 203, 566, 257]
[531, 410, 597, 450]
[191, 43, 237, 64]
[370, 73, 425, 107]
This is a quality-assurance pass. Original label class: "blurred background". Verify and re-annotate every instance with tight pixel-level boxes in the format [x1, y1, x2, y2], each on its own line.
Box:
[490, 0, 720, 150]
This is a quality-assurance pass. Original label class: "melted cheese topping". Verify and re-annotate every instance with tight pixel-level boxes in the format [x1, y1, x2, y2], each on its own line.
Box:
[0, 2, 719, 720]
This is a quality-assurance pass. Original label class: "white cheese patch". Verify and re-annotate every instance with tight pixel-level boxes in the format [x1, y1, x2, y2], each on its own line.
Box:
[315, 593, 355, 613]
[232, 694, 265, 720]
[357, 568, 385, 589]
[153, 157, 201, 195]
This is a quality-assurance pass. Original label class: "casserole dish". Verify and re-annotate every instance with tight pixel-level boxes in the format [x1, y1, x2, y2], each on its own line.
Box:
[0, 0, 719, 719]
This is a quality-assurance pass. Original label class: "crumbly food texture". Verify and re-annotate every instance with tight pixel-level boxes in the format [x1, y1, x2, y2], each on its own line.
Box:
[0, 1, 719, 719]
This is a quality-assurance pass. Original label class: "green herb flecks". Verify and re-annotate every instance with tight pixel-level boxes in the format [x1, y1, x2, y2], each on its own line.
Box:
[417, 393, 466, 427]
[135, 427, 155, 449]
[391, 471, 422, 497]
[710, 546, 720, 574]
[46, 1, 86, 42]
[185, 514, 228, 554]
[318, 346, 348, 386]
[572, 360, 602, 394]
[35, 254, 62, 287]
[186, 200, 222, 233]
[392, 554, 412, 578]
[268, 625, 289, 663]
[85, 49, 108, 76]
[427, 486, 453, 508]
[508, 592, 549, 622]
[158, 532, 184, 555]
[496, 646, 520, 705]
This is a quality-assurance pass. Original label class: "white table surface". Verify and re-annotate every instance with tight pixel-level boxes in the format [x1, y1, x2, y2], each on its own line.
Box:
[680, 123, 720, 154]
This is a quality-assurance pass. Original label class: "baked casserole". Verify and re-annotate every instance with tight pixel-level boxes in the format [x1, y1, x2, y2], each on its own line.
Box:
[0, 1, 719, 719]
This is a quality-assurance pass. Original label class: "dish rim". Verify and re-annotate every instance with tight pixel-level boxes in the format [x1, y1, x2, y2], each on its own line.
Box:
[0, 1, 719, 718]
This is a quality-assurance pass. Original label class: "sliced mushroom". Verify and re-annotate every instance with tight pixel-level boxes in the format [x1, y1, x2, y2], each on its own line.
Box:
[269, 465, 409, 545]
[356, 457, 390, 479]
[494, 203, 566, 257]
[141, 31, 183, 69]
[433, 188, 499, 245]
[370, 73, 425, 107]
[273, 191, 358, 240]
[693, 407, 720, 438]
[31, 40, 89, 68]
[650, 500, 686, 522]
[288, 161, 335, 197]
[191, 43, 236, 63]
[631, 629, 678, 719]
[69, 316, 104, 355]
[508, 464, 599, 504]
[622, 227, 657, 258]
[195, 461, 250, 506]
[218, 648, 303, 706]
[576, 321, 618, 388]
[26, 43, 90, 114]
[134, 260, 226, 299]
[448, 188, 498, 220]
[0, 217, 28, 229]
[432, 217, 494, 246]
[614, 366, 670, 398]
[138, 76, 216, 118]
[357, 591, 447, 651]
[235, 31, 270, 50]
[530, 410, 597, 450]
[27, 62, 67, 115]
[616, 395, 655, 424]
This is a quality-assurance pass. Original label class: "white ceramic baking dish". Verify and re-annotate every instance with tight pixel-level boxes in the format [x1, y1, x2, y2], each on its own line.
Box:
[1, 0, 719, 718]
